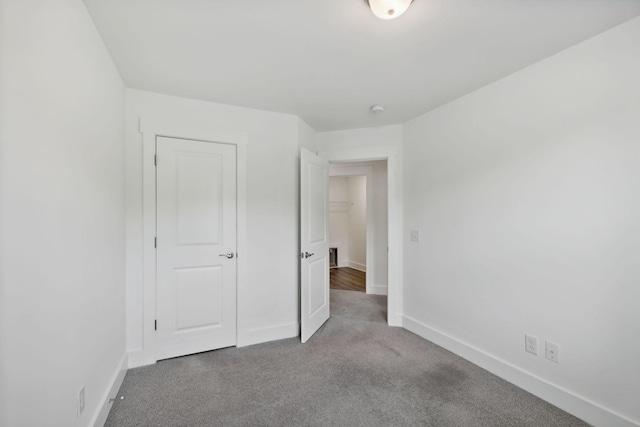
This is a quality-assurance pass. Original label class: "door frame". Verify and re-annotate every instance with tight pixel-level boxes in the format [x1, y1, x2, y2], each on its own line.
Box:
[136, 117, 247, 367]
[318, 146, 402, 327]
[328, 165, 376, 294]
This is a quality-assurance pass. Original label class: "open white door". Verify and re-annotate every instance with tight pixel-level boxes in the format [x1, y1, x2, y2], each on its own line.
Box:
[300, 148, 330, 343]
[156, 136, 237, 360]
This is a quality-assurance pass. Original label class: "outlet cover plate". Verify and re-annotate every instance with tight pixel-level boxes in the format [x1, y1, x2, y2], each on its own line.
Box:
[525, 334, 538, 355]
[546, 341, 559, 363]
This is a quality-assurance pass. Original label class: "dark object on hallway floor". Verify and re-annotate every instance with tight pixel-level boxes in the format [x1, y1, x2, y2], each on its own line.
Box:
[105, 290, 589, 427]
[330, 267, 366, 292]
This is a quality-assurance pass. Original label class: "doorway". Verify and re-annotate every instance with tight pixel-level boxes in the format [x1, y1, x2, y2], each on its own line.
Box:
[329, 174, 366, 292]
[300, 147, 401, 343]
[329, 161, 388, 295]
[136, 118, 248, 367]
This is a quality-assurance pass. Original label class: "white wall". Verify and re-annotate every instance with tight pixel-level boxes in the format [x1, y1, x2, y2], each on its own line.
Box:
[125, 89, 304, 359]
[298, 117, 317, 153]
[329, 176, 350, 267]
[0, 1, 126, 426]
[318, 124, 403, 153]
[402, 16, 640, 427]
[369, 162, 389, 292]
[347, 176, 367, 269]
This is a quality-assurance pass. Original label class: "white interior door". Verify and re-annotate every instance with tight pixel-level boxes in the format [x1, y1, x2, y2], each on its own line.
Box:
[300, 148, 330, 343]
[156, 136, 237, 360]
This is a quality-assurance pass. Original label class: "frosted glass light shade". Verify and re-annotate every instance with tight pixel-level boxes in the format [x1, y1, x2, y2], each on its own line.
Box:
[367, 0, 413, 20]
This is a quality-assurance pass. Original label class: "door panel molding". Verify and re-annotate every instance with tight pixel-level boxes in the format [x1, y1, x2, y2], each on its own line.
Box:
[133, 117, 247, 368]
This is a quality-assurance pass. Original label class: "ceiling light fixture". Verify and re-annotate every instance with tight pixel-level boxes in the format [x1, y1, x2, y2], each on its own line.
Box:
[367, 0, 413, 20]
[370, 104, 385, 114]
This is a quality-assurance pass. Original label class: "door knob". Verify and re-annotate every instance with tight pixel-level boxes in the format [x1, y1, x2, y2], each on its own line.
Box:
[219, 252, 235, 259]
[304, 252, 314, 259]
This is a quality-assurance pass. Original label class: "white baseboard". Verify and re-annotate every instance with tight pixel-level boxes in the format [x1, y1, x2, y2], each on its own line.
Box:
[91, 354, 128, 427]
[368, 284, 388, 295]
[347, 261, 366, 272]
[402, 315, 639, 427]
[238, 322, 299, 347]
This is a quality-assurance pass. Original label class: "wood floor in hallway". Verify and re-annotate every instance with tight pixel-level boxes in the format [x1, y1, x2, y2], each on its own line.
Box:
[330, 267, 366, 292]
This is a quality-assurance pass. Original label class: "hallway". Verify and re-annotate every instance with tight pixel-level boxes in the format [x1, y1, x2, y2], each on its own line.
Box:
[330, 267, 366, 292]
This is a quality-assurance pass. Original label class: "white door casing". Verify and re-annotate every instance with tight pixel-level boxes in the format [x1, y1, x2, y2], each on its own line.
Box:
[318, 145, 402, 327]
[156, 136, 237, 360]
[300, 148, 330, 343]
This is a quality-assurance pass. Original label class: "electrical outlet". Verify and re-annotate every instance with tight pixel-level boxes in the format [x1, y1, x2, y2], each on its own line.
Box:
[410, 229, 420, 242]
[546, 341, 559, 363]
[525, 334, 538, 355]
[78, 386, 85, 417]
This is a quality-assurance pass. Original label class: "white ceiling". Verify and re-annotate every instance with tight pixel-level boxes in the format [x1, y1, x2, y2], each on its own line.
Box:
[83, 0, 640, 131]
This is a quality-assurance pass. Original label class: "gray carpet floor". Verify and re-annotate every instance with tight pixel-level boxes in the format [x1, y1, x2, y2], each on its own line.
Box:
[105, 290, 589, 426]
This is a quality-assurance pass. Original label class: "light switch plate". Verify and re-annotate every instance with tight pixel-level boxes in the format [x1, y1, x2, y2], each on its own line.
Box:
[411, 229, 420, 242]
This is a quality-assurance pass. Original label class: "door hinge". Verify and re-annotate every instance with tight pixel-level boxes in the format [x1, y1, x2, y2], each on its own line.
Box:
[154, 319, 157, 331]
[154, 154, 157, 166]
[154, 237, 157, 248]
